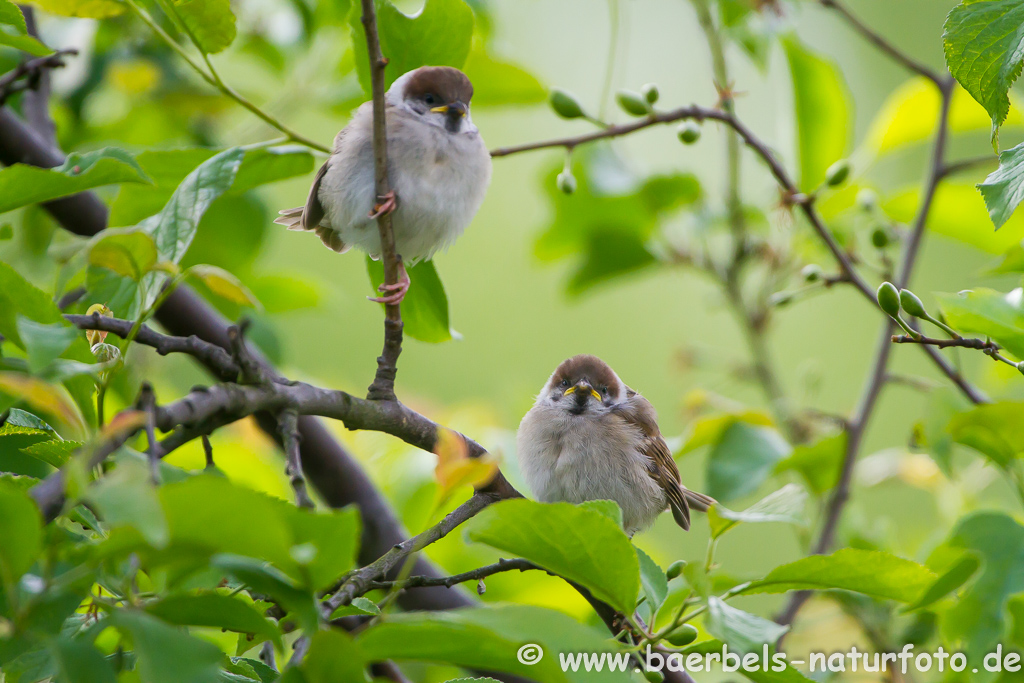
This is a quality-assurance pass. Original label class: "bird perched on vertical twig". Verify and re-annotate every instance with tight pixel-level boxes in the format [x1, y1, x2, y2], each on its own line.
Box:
[517, 355, 715, 535]
[275, 66, 491, 304]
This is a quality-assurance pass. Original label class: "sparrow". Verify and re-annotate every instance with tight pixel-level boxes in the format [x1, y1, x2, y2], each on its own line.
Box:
[517, 355, 715, 535]
[275, 66, 491, 304]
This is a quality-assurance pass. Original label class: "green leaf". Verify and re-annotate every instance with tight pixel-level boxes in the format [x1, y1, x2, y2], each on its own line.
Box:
[350, 597, 380, 615]
[636, 547, 668, 623]
[51, 637, 117, 683]
[173, 0, 236, 54]
[946, 512, 1024, 661]
[16, 317, 81, 375]
[356, 604, 628, 683]
[905, 553, 980, 611]
[782, 36, 851, 191]
[943, 0, 1024, 145]
[947, 401, 1024, 467]
[301, 630, 367, 683]
[283, 505, 361, 592]
[743, 548, 936, 602]
[366, 257, 453, 343]
[705, 596, 789, 655]
[350, 0, 475, 95]
[29, 0, 125, 17]
[462, 38, 545, 107]
[210, 554, 319, 633]
[988, 241, 1024, 273]
[708, 484, 807, 539]
[0, 8, 50, 55]
[567, 229, 657, 297]
[144, 592, 282, 650]
[188, 264, 261, 309]
[979, 140, 1024, 228]
[111, 610, 223, 683]
[706, 422, 791, 503]
[87, 458, 168, 548]
[248, 273, 321, 314]
[0, 480, 43, 588]
[87, 228, 159, 281]
[0, 0, 28, 31]
[465, 498, 640, 613]
[0, 148, 149, 214]
[22, 439, 79, 468]
[774, 432, 844, 495]
[936, 288, 1024, 358]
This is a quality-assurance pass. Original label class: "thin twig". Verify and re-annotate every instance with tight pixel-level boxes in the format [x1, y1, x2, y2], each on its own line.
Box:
[940, 155, 998, 179]
[0, 49, 77, 107]
[279, 408, 315, 509]
[366, 558, 537, 591]
[137, 382, 163, 483]
[359, 0, 405, 402]
[819, 0, 943, 84]
[201, 434, 214, 468]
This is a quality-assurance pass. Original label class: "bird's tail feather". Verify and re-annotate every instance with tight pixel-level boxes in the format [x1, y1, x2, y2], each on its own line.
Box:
[274, 207, 306, 231]
[682, 487, 716, 512]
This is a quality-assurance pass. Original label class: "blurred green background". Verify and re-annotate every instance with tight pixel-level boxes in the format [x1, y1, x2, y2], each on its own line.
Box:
[5, 0, 1024, 660]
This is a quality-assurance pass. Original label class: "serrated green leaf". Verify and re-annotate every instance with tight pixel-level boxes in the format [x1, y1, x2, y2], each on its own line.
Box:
[173, 0, 236, 54]
[350, 0, 475, 95]
[22, 439, 79, 468]
[301, 630, 366, 683]
[636, 546, 668, 623]
[905, 553, 980, 611]
[16, 317, 81, 375]
[943, 0, 1024, 145]
[0, 0, 28, 31]
[0, 27, 50, 55]
[111, 610, 223, 683]
[465, 498, 639, 613]
[0, 480, 43, 588]
[30, 0, 124, 17]
[979, 140, 1024, 228]
[50, 637, 117, 683]
[708, 484, 807, 539]
[706, 422, 791, 503]
[210, 554, 319, 632]
[774, 432, 844, 495]
[88, 458, 168, 548]
[742, 548, 936, 602]
[936, 288, 1024, 358]
[782, 36, 851, 191]
[947, 401, 1024, 468]
[0, 148, 149, 214]
[366, 257, 452, 343]
[87, 228, 159, 281]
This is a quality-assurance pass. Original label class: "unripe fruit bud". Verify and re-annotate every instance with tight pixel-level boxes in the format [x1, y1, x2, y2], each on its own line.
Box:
[644, 671, 664, 683]
[616, 90, 650, 117]
[769, 291, 793, 307]
[801, 264, 823, 282]
[677, 121, 701, 144]
[665, 624, 699, 647]
[899, 289, 928, 318]
[870, 226, 890, 249]
[85, 303, 112, 346]
[1017, 361, 1024, 376]
[557, 170, 577, 194]
[666, 560, 686, 580]
[876, 282, 901, 318]
[857, 188, 878, 211]
[825, 159, 851, 187]
[642, 83, 660, 104]
[549, 88, 586, 119]
[91, 342, 120, 363]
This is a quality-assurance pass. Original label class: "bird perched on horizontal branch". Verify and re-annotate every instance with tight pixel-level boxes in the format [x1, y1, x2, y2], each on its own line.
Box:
[517, 355, 715, 535]
[275, 66, 491, 305]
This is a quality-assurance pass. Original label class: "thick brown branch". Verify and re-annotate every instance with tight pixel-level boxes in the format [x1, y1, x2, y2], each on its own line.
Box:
[359, 0, 404, 402]
[819, 0, 943, 84]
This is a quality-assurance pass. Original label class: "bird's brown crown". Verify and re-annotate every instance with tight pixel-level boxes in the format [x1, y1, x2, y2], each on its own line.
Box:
[551, 354, 620, 391]
[402, 66, 474, 104]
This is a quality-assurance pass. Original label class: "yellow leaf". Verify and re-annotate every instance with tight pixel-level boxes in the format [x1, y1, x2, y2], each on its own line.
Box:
[433, 428, 499, 498]
[0, 373, 84, 434]
[100, 409, 147, 442]
[188, 264, 261, 309]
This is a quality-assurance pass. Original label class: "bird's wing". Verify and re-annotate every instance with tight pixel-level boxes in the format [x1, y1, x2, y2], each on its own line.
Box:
[617, 389, 691, 531]
[301, 159, 329, 231]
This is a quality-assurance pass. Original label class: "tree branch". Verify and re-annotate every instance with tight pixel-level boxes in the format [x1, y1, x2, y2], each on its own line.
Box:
[365, 558, 538, 592]
[894, 334, 1020, 368]
[0, 49, 77, 107]
[358, 0, 404, 402]
[17, 6, 58, 145]
[279, 408, 315, 509]
[819, 0, 944, 85]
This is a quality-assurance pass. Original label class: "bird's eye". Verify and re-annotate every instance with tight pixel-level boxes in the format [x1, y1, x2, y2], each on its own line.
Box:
[559, 379, 569, 388]
[600, 386, 608, 395]
[424, 93, 437, 105]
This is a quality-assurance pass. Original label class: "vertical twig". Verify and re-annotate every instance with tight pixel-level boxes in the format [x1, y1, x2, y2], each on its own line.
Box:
[201, 434, 214, 468]
[279, 408, 314, 509]
[137, 383, 163, 483]
[18, 6, 57, 146]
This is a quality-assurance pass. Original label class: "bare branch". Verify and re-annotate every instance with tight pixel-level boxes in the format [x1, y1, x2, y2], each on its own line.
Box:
[279, 409, 315, 509]
[366, 558, 537, 592]
[0, 49, 77, 107]
[358, 0, 405, 402]
[17, 6, 58, 145]
[819, 0, 944, 84]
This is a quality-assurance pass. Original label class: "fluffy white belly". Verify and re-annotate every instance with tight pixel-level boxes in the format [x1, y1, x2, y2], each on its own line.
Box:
[517, 407, 667, 534]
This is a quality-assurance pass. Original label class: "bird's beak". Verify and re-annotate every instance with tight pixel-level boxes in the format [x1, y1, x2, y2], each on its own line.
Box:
[431, 101, 467, 117]
[565, 382, 601, 402]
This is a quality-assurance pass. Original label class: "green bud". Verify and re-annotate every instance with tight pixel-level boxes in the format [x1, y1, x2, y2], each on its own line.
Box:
[677, 121, 701, 144]
[642, 83, 660, 104]
[91, 342, 120, 364]
[870, 225, 890, 249]
[665, 624, 699, 647]
[616, 90, 650, 117]
[825, 159, 851, 187]
[801, 264, 823, 282]
[557, 170, 577, 194]
[549, 88, 586, 119]
[899, 289, 928, 318]
[768, 291, 793, 307]
[644, 670, 665, 683]
[666, 559, 686, 580]
[876, 282, 901, 318]
[856, 188, 878, 211]
[1017, 361, 1024, 376]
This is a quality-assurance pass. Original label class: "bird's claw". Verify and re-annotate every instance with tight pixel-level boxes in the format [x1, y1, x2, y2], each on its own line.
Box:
[369, 191, 397, 219]
[367, 260, 410, 305]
